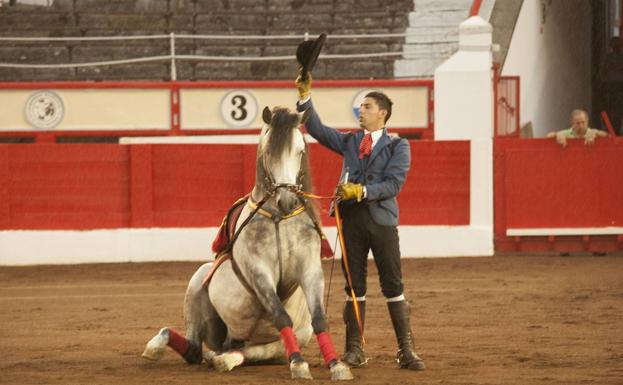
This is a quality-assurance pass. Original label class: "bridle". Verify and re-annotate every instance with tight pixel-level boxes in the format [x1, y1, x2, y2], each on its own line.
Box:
[262, 171, 305, 197]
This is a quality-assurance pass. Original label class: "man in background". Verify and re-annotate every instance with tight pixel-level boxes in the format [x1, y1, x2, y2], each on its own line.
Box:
[546, 109, 608, 147]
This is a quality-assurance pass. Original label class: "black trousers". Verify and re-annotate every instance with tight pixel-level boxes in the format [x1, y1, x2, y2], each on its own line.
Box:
[340, 202, 404, 298]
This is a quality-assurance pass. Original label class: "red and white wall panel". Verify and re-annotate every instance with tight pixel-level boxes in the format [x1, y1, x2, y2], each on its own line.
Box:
[494, 138, 623, 253]
[0, 141, 471, 265]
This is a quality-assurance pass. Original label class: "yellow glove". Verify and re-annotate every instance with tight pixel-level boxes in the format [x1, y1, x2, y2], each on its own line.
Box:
[295, 70, 312, 99]
[337, 183, 364, 202]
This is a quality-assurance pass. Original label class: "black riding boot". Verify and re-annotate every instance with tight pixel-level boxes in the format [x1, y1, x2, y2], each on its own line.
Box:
[342, 301, 367, 368]
[387, 300, 425, 370]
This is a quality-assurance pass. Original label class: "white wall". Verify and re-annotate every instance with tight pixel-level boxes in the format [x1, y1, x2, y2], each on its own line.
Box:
[502, 0, 592, 137]
[0, 226, 495, 265]
[433, 16, 495, 257]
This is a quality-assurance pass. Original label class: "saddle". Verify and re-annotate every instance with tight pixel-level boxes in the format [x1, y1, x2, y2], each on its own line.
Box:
[202, 195, 334, 289]
[211, 195, 249, 256]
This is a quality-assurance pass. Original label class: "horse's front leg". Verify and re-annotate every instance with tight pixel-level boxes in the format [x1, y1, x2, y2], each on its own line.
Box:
[300, 265, 354, 381]
[251, 276, 314, 380]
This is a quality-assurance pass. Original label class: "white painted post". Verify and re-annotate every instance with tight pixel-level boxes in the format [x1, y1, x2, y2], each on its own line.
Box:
[170, 32, 177, 81]
[434, 16, 495, 256]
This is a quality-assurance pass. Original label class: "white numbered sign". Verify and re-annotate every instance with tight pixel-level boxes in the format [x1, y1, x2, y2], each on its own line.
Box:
[220, 90, 258, 128]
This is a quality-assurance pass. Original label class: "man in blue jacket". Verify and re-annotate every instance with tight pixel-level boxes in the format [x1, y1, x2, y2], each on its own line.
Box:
[295, 72, 425, 371]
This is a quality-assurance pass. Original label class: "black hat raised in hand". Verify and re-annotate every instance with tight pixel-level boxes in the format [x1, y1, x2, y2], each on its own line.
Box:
[296, 33, 327, 81]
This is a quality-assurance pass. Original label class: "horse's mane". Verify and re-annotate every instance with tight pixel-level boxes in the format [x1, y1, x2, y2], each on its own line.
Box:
[264, 107, 299, 160]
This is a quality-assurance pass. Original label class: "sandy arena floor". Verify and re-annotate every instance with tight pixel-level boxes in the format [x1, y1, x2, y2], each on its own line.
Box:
[1, 256, 622, 385]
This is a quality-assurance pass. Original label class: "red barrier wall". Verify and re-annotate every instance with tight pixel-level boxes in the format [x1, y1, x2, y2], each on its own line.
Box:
[494, 138, 623, 252]
[0, 144, 129, 230]
[0, 141, 470, 230]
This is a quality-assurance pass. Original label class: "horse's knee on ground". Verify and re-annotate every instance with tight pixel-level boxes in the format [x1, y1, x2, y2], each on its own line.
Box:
[243, 342, 278, 363]
[213, 351, 245, 373]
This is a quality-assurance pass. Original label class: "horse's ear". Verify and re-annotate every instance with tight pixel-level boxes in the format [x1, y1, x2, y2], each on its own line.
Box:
[262, 106, 272, 124]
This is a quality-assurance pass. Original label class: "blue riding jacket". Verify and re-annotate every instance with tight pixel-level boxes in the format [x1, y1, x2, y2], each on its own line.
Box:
[297, 98, 411, 226]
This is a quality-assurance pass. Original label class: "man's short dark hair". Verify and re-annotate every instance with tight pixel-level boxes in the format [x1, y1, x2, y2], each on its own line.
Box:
[365, 91, 393, 123]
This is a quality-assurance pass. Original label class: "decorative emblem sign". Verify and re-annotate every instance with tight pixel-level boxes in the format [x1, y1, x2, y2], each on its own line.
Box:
[24, 90, 65, 129]
[220, 90, 258, 128]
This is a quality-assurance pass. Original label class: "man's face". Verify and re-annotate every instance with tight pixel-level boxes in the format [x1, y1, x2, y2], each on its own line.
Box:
[571, 113, 588, 134]
[359, 97, 385, 131]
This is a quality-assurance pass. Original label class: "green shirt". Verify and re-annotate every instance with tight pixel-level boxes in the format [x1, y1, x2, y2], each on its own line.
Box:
[557, 127, 597, 138]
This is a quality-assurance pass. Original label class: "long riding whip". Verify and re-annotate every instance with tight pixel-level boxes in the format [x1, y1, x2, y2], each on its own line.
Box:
[332, 168, 366, 345]
[298, 168, 365, 345]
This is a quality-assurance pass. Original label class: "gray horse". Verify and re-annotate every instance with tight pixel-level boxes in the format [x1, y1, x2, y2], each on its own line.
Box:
[142, 106, 353, 381]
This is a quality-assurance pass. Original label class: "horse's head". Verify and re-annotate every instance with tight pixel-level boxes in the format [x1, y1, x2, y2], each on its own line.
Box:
[258, 106, 307, 214]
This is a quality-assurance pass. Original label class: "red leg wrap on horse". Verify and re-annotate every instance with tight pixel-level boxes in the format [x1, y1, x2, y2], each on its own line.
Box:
[166, 328, 190, 356]
[279, 327, 300, 359]
[316, 332, 338, 366]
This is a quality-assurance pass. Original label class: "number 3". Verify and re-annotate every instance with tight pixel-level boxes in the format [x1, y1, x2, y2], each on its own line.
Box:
[231, 95, 248, 121]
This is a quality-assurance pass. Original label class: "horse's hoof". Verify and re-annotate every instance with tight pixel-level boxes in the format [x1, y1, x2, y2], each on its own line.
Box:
[330, 361, 354, 381]
[213, 352, 244, 373]
[141, 327, 169, 361]
[290, 361, 313, 380]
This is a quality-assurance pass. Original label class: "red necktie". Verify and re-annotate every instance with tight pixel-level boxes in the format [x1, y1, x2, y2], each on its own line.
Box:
[358, 133, 372, 159]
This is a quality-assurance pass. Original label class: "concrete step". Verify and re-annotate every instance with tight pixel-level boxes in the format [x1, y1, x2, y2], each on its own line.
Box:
[0, 45, 70, 63]
[0, 28, 82, 37]
[394, 57, 444, 77]
[0, 67, 76, 81]
[269, 13, 333, 29]
[334, 0, 414, 12]
[334, 11, 409, 29]
[401, 42, 458, 59]
[78, 14, 168, 31]
[195, 13, 273, 31]
[71, 45, 171, 62]
[76, 63, 169, 80]
[405, 26, 459, 44]
[74, 0, 169, 13]
[195, 0, 266, 13]
[268, 0, 334, 13]
[414, 0, 473, 11]
[408, 9, 469, 26]
[394, 0, 475, 78]
[326, 42, 394, 55]
[0, 12, 76, 29]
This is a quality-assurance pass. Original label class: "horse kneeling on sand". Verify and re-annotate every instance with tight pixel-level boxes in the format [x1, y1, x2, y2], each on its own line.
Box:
[142, 106, 353, 381]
